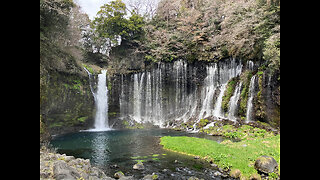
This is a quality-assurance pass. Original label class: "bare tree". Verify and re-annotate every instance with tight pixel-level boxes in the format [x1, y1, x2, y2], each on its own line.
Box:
[124, 0, 160, 20]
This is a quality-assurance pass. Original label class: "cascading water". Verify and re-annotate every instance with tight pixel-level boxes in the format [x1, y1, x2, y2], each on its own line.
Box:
[213, 84, 227, 118]
[84, 69, 110, 131]
[228, 82, 242, 121]
[246, 75, 257, 122]
[94, 70, 110, 131]
[119, 58, 245, 127]
[198, 64, 218, 120]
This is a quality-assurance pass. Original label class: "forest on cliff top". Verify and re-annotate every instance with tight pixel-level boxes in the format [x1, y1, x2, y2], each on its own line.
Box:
[40, 0, 279, 73]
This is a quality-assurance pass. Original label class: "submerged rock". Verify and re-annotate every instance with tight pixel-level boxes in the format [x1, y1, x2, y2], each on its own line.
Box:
[254, 155, 278, 174]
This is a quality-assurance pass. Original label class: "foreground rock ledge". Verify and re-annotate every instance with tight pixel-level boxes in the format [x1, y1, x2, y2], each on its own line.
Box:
[40, 147, 114, 180]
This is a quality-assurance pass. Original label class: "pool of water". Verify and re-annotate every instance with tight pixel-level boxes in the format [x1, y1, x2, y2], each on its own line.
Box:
[50, 128, 234, 180]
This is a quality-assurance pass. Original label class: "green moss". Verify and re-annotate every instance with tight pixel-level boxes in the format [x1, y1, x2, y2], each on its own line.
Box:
[82, 64, 94, 74]
[108, 112, 117, 117]
[152, 174, 158, 179]
[107, 80, 112, 91]
[238, 71, 253, 118]
[77, 116, 88, 123]
[134, 159, 146, 163]
[123, 120, 129, 126]
[255, 72, 266, 121]
[122, 120, 145, 129]
[222, 77, 239, 113]
[198, 119, 209, 129]
[145, 55, 157, 62]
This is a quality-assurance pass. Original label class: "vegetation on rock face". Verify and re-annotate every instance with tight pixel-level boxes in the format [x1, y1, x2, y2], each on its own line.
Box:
[40, 0, 95, 140]
[237, 71, 252, 120]
[222, 77, 239, 113]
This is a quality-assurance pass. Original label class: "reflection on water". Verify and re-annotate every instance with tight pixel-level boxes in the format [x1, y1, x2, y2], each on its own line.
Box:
[91, 132, 110, 165]
[51, 129, 231, 179]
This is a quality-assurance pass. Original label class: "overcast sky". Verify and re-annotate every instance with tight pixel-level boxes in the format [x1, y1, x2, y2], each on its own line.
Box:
[75, 0, 111, 20]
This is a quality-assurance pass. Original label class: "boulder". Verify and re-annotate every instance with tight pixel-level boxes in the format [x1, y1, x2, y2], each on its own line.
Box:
[53, 160, 80, 180]
[254, 156, 278, 174]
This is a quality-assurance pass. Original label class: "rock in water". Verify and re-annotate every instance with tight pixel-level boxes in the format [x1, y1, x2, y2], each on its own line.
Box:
[254, 155, 278, 174]
[114, 171, 124, 179]
[142, 173, 159, 180]
[133, 162, 145, 170]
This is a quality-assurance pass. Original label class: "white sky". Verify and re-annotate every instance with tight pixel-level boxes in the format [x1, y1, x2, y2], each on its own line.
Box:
[75, 0, 112, 20]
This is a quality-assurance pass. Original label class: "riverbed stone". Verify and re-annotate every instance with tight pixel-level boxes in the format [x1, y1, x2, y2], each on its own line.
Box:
[142, 173, 159, 180]
[133, 162, 145, 170]
[254, 155, 278, 174]
[114, 171, 125, 179]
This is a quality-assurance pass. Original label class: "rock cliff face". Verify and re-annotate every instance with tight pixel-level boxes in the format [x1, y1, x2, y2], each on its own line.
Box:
[106, 57, 280, 129]
[40, 44, 95, 141]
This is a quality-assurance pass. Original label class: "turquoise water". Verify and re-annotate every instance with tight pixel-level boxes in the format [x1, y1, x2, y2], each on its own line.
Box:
[50, 129, 233, 179]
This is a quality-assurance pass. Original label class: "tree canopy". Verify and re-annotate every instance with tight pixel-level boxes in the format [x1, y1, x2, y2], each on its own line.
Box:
[92, 0, 145, 45]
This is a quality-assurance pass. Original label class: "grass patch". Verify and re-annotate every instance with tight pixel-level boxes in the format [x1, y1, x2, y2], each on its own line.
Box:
[160, 134, 280, 179]
[200, 124, 274, 141]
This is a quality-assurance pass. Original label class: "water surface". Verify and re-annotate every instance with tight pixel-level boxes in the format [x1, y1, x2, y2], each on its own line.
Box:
[51, 129, 233, 179]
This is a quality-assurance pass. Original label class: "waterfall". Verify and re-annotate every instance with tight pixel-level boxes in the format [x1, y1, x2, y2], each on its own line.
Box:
[86, 70, 110, 131]
[119, 59, 244, 127]
[145, 72, 152, 122]
[213, 84, 227, 118]
[247, 61, 254, 71]
[198, 64, 217, 120]
[212, 58, 243, 119]
[228, 82, 242, 121]
[246, 75, 257, 122]
[83, 67, 96, 100]
[133, 73, 142, 123]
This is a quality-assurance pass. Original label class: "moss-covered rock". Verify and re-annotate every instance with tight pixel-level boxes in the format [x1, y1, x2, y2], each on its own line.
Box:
[255, 72, 267, 121]
[254, 155, 278, 174]
[222, 77, 239, 113]
[238, 71, 253, 119]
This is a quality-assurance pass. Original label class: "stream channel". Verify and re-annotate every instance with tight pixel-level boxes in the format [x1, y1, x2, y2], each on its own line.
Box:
[50, 128, 235, 180]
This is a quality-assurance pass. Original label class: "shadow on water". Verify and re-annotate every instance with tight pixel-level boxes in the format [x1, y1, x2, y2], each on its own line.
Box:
[50, 129, 234, 180]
